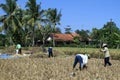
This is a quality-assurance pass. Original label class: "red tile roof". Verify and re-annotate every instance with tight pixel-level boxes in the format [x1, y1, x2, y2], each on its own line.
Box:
[52, 33, 80, 41]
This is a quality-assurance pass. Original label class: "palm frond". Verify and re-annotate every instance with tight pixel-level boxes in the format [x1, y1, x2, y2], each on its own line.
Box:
[27, 18, 35, 27]
[12, 19, 17, 31]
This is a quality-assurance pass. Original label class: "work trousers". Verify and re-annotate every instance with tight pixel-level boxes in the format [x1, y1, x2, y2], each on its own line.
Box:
[73, 55, 83, 70]
[104, 57, 112, 67]
[48, 51, 53, 58]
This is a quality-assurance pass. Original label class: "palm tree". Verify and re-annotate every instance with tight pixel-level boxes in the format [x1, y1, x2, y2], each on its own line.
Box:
[0, 0, 20, 45]
[45, 8, 62, 47]
[25, 0, 44, 46]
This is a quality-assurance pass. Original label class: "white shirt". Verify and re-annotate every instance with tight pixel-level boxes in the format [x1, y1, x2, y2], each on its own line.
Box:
[101, 47, 110, 57]
[76, 54, 88, 65]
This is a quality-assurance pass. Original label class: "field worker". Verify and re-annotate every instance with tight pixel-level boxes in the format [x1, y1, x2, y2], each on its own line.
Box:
[16, 44, 22, 54]
[73, 54, 90, 70]
[48, 47, 53, 58]
[100, 43, 112, 67]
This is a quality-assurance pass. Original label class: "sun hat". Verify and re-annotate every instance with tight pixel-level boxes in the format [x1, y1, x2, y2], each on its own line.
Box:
[102, 43, 107, 47]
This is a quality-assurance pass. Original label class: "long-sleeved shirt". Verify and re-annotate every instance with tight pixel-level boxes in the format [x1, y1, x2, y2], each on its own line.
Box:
[101, 47, 110, 58]
[48, 47, 52, 52]
[76, 54, 88, 65]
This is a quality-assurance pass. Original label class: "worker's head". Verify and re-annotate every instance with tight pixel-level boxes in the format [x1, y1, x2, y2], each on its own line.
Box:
[102, 43, 107, 48]
[85, 54, 90, 59]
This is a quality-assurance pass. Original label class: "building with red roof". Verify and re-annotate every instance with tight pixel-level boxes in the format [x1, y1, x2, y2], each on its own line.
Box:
[47, 33, 80, 46]
[53, 33, 80, 41]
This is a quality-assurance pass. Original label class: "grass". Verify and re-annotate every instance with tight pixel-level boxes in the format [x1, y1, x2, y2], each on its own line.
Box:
[0, 47, 120, 80]
[54, 47, 120, 60]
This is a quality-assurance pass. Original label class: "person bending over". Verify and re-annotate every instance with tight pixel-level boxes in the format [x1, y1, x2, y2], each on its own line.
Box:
[73, 54, 90, 70]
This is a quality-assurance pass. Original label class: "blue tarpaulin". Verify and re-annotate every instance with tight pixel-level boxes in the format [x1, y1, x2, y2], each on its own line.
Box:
[0, 53, 31, 59]
[0, 54, 14, 59]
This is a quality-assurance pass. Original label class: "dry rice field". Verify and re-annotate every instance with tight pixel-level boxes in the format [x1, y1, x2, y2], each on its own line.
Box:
[0, 55, 120, 80]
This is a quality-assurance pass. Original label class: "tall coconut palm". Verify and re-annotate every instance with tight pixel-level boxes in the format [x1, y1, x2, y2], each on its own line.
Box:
[0, 0, 20, 45]
[25, 0, 44, 46]
[26, 0, 44, 46]
[45, 8, 62, 47]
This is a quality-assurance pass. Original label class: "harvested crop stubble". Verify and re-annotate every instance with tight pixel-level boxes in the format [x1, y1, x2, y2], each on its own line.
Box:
[0, 56, 120, 80]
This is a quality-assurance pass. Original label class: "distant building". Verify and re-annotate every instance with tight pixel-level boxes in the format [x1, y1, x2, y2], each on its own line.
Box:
[47, 33, 80, 45]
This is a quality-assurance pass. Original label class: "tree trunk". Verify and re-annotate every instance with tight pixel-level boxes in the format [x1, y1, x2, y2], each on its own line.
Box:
[42, 36, 45, 47]
[52, 33, 55, 47]
[32, 26, 35, 46]
[117, 44, 119, 49]
[52, 24, 56, 47]
[32, 35, 35, 46]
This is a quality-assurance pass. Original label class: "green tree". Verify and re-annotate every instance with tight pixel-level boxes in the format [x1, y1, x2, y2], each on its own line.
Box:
[0, 0, 20, 46]
[101, 20, 120, 48]
[75, 29, 90, 42]
[64, 25, 72, 34]
[45, 8, 62, 47]
[0, 34, 6, 46]
[25, 0, 44, 46]
[73, 36, 80, 45]
[113, 33, 120, 48]
[39, 25, 52, 46]
[54, 27, 61, 33]
[91, 19, 120, 48]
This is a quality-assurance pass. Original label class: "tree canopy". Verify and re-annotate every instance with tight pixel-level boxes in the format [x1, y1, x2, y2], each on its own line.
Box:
[0, 0, 120, 48]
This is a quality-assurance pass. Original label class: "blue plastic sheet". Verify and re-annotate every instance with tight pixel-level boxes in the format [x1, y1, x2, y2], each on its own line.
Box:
[0, 54, 14, 59]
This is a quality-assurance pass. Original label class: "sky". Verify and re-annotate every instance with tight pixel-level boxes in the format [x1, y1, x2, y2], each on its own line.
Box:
[0, 0, 120, 33]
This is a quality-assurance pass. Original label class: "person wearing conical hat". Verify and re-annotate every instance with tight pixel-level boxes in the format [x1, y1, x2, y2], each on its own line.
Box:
[100, 43, 112, 67]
